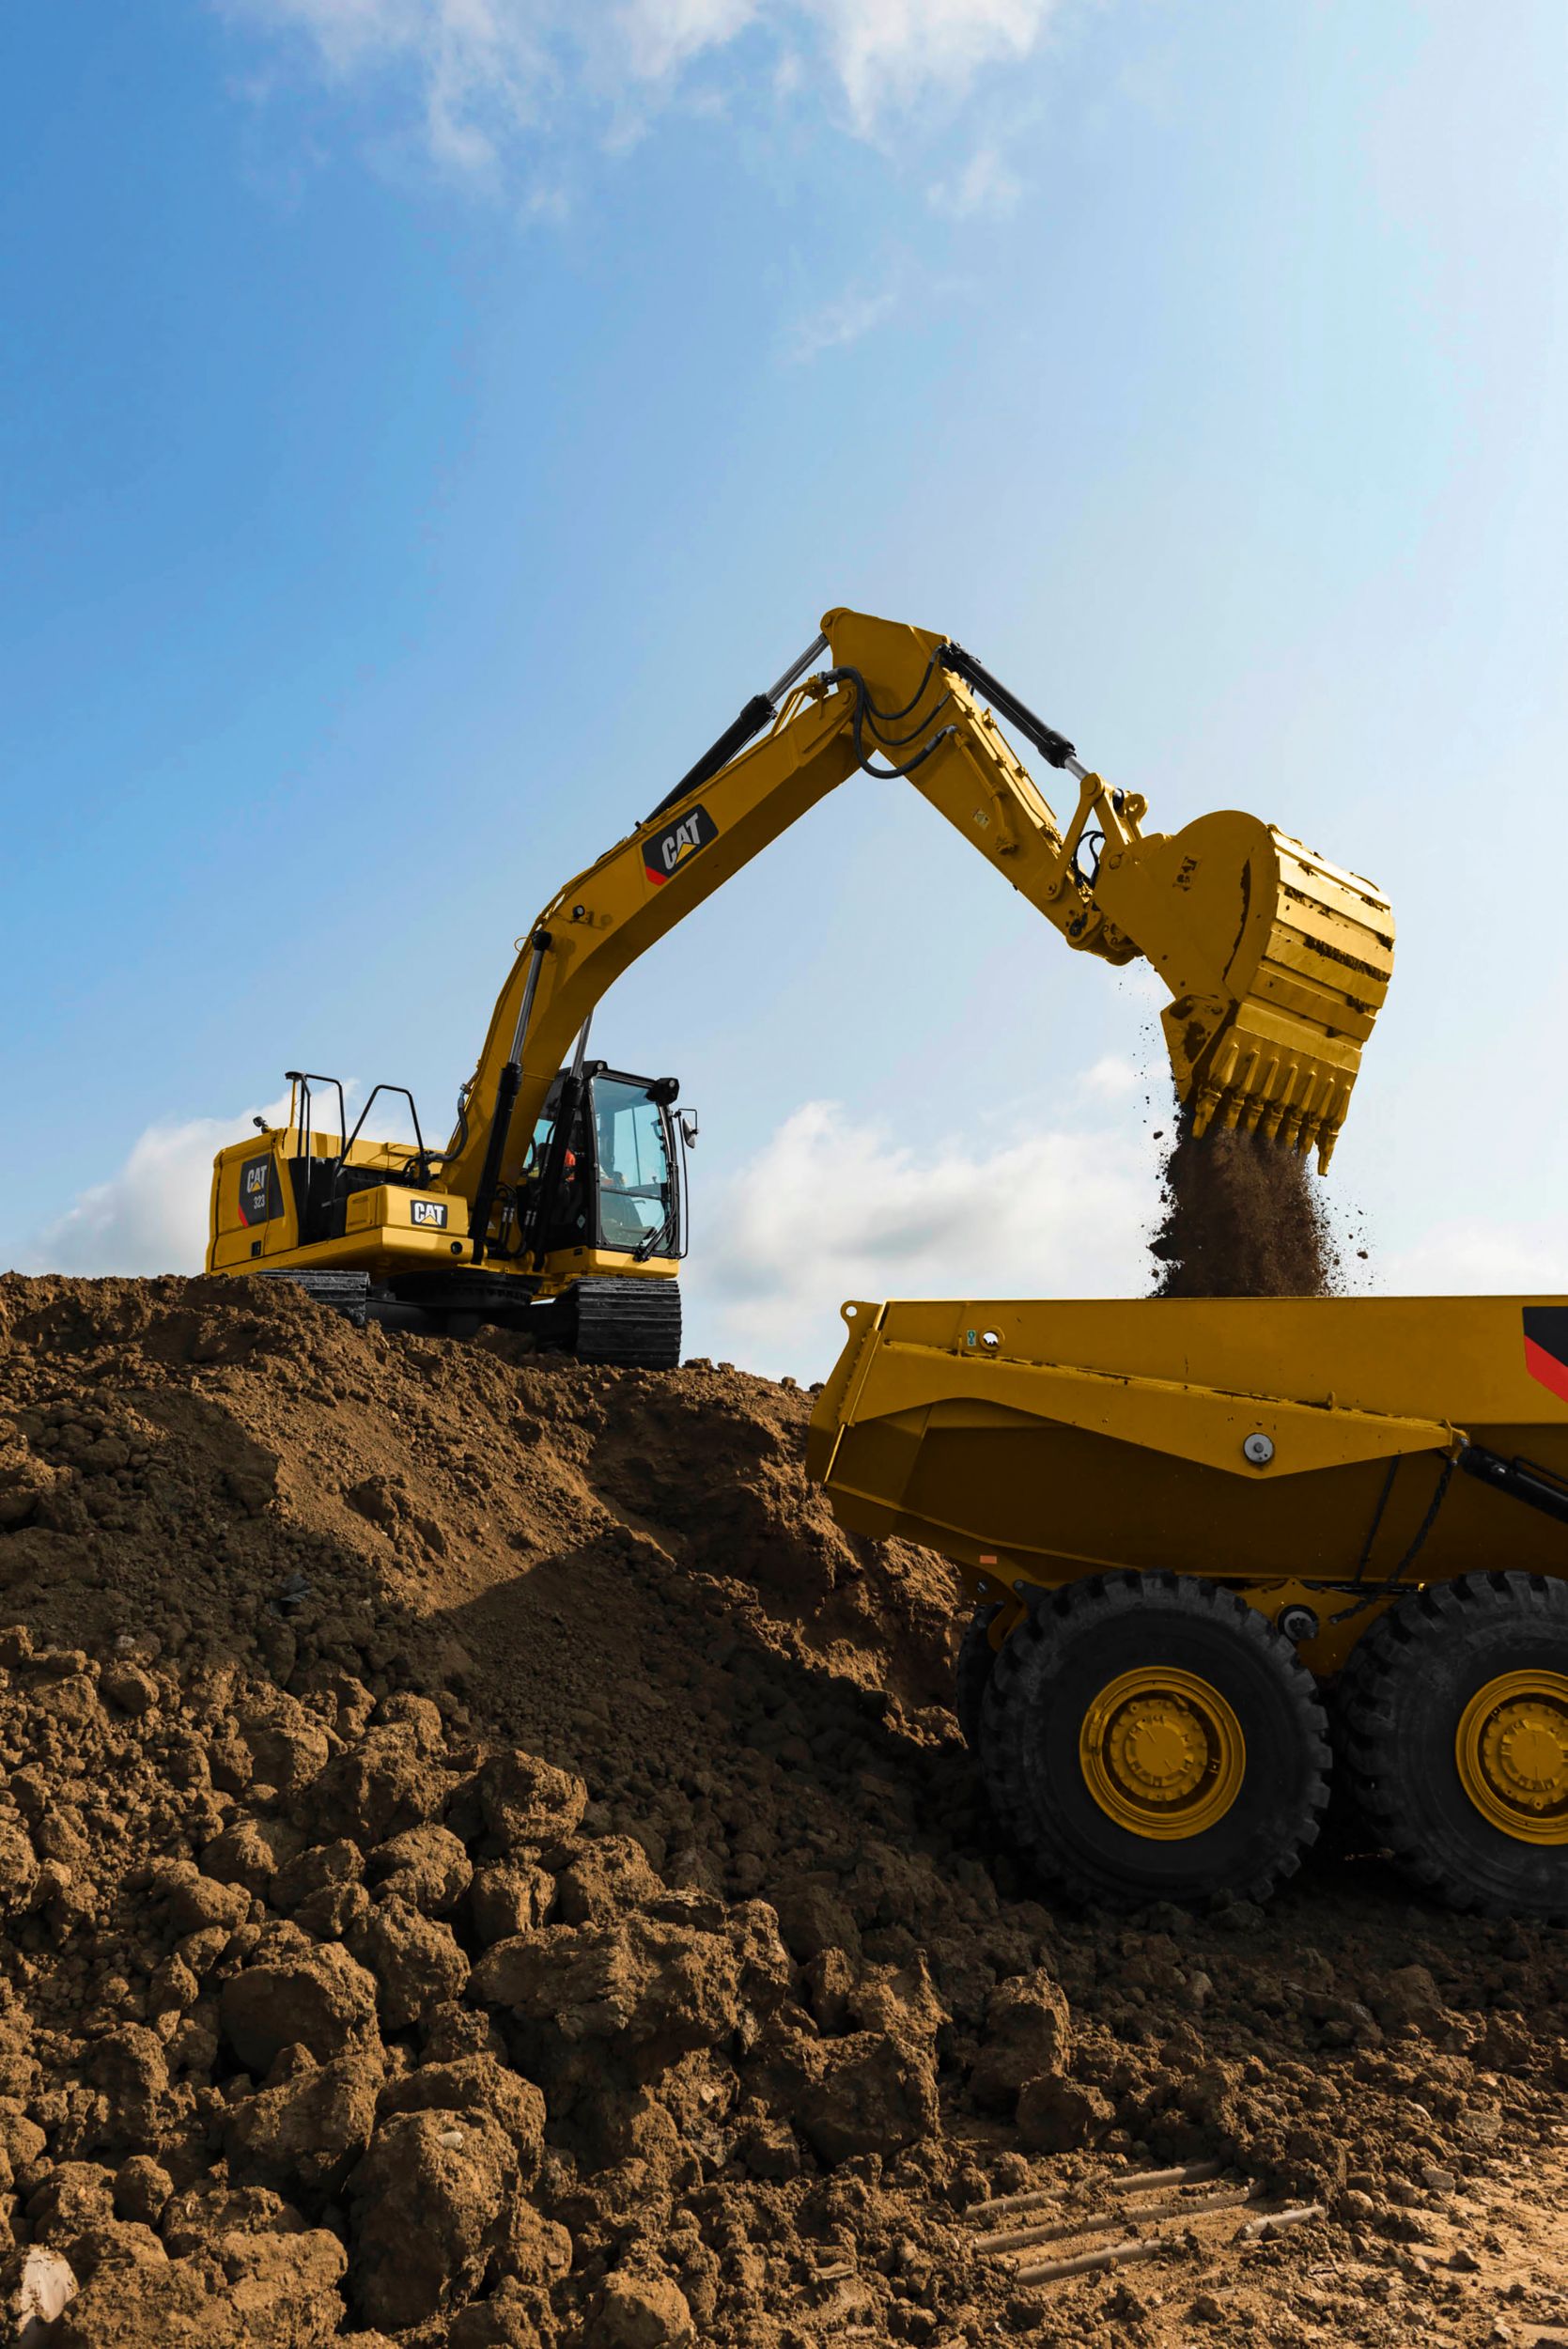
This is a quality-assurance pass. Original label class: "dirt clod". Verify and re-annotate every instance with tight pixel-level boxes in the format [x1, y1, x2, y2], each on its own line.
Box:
[218, 1931, 380, 2072]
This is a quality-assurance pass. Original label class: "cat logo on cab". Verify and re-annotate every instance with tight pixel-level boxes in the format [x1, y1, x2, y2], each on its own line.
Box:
[411, 1200, 449, 1229]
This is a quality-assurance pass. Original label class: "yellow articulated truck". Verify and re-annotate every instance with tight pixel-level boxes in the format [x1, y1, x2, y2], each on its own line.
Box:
[808, 1294, 1568, 1919]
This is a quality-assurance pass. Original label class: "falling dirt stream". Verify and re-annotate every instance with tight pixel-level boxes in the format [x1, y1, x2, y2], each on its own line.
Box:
[1148, 1111, 1341, 1299]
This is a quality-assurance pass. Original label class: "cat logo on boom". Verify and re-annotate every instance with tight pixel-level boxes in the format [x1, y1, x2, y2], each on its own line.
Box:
[644, 804, 719, 887]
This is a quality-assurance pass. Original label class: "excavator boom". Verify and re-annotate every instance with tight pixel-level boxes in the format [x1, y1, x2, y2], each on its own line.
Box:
[455, 606, 1391, 1196]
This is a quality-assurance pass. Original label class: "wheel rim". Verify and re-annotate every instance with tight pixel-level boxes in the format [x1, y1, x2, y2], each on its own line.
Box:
[1079, 1666, 1246, 1840]
[1455, 1670, 1568, 1844]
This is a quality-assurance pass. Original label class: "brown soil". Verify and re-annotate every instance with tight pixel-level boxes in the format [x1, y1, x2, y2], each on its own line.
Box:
[1148, 1110, 1340, 1298]
[0, 1272, 1563, 2349]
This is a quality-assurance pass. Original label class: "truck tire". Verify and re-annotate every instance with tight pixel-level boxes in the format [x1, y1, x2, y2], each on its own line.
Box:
[955, 1605, 1001, 1750]
[979, 1570, 1329, 1908]
[1335, 1571, 1568, 1921]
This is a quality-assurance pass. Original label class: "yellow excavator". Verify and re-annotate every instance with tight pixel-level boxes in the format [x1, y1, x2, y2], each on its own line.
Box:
[207, 607, 1393, 1363]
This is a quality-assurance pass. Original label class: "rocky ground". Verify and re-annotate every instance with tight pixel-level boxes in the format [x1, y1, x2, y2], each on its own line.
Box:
[0, 1272, 1564, 2347]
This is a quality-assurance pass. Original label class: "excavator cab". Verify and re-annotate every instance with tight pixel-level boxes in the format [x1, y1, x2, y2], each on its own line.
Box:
[519, 1066, 690, 1266]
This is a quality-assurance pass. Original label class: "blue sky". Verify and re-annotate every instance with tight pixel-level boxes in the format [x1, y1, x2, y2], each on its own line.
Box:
[6, 1, 1567, 1375]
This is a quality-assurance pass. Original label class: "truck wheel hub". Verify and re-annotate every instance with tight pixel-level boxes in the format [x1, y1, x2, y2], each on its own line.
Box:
[1079, 1669, 1245, 1841]
[1457, 1672, 1568, 1843]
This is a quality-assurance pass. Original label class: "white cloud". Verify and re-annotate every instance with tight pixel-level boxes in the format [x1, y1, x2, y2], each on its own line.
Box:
[683, 1097, 1157, 1379]
[519, 178, 571, 223]
[927, 142, 1022, 219]
[615, 0, 758, 84]
[223, 0, 1066, 172]
[784, 280, 898, 362]
[28, 1102, 283, 1278]
[1376, 1218, 1568, 1298]
[808, 0, 1055, 132]
[1078, 1051, 1141, 1100]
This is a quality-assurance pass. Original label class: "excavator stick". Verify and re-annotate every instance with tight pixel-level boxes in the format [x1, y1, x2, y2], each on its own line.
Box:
[1092, 810, 1393, 1170]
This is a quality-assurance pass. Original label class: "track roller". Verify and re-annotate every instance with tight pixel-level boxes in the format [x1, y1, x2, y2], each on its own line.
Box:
[1335, 1570, 1568, 1921]
[979, 1571, 1330, 1907]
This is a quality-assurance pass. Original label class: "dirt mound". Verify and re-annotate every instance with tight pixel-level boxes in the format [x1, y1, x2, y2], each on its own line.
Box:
[1149, 1111, 1339, 1298]
[0, 1273, 1564, 2346]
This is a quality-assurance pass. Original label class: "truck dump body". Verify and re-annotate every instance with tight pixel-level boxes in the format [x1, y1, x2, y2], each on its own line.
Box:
[808, 1294, 1568, 1599]
[808, 1295, 1568, 1917]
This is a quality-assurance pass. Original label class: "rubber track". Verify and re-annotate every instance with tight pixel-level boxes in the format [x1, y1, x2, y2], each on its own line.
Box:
[571, 1277, 682, 1370]
[1335, 1570, 1568, 1921]
[255, 1269, 370, 1328]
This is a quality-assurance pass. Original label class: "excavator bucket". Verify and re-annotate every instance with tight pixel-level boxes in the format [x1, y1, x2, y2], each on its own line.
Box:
[1095, 812, 1394, 1170]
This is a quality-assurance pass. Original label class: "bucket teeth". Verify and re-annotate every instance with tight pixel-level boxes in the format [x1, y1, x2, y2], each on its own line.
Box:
[1177, 1040, 1355, 1176]
[1190, 1088, 1220, 1142]
[1315, 1106, 1345, 1173]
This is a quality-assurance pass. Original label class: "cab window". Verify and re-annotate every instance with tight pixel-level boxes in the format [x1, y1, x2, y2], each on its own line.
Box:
[593, 1079, 675, 1251]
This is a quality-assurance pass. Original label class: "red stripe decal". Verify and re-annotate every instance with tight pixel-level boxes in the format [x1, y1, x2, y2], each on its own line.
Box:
[1524, 1335, 1568, 1405]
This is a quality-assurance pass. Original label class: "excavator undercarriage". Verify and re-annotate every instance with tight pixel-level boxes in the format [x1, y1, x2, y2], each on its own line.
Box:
[259, 1268, 681, 1368]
